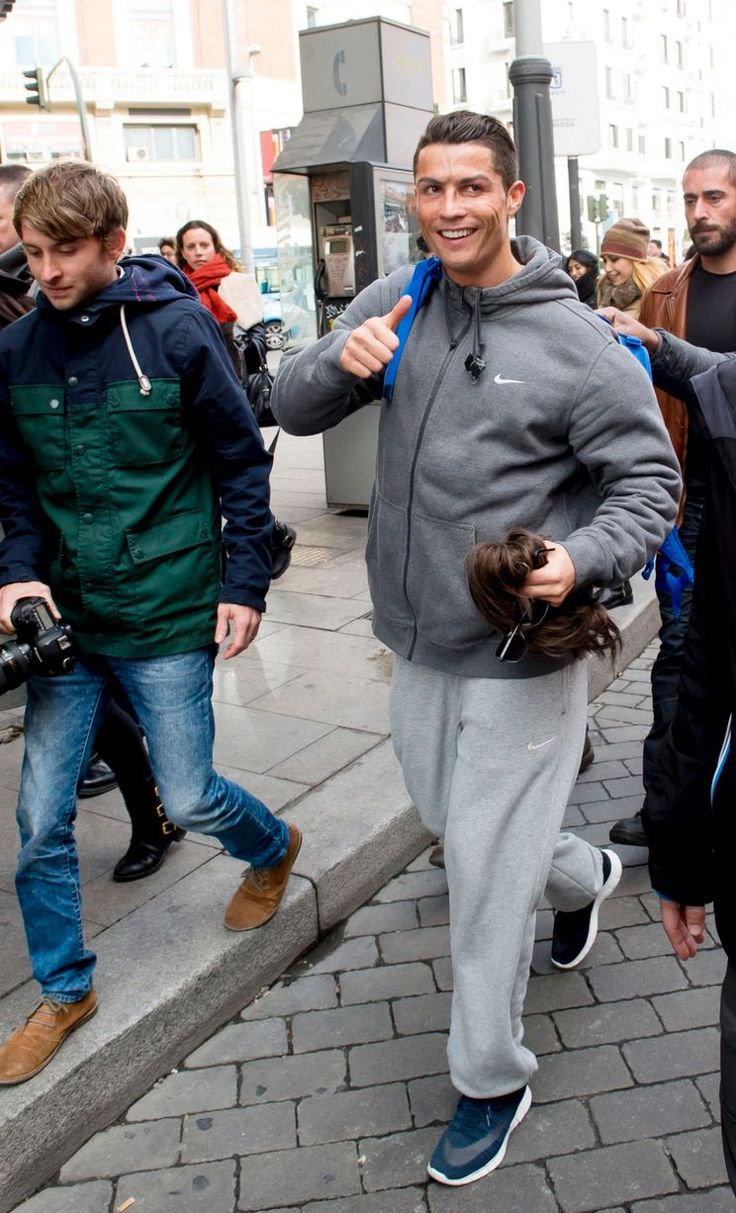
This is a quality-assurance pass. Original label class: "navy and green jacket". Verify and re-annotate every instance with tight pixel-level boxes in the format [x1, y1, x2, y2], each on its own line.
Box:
[0, 256, 272, 658]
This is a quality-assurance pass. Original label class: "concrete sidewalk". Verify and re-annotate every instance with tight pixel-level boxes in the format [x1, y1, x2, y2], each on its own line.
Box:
[16, 641, 732, 1213]
[0, 431, 661, 1210]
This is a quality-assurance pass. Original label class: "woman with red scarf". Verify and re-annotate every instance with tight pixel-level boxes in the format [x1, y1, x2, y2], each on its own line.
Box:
[176, 219, 296, 578]
[177, 220, 262, 337]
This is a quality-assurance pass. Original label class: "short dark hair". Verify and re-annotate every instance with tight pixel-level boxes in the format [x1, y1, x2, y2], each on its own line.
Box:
[413, 111, 519, 191]
[0, 164, 32, 199]
[158, 236, 175, 252]
[685, 149, 736, 186]
[650, 238, 663, 250]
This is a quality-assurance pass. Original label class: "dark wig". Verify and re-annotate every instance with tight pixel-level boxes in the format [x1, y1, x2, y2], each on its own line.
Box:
[466, 528, 621, 662]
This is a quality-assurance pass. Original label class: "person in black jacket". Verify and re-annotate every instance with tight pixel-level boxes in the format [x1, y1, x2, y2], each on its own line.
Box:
[563, 249, 599, 308]
[602, 307, 736, 1194]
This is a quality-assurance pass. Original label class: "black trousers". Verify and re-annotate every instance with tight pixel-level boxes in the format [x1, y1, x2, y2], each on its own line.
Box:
[721, 963, 736, 1195]
[93, 696, 156, 807]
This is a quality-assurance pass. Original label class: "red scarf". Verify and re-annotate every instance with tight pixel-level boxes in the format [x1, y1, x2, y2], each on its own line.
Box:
[183, 255, 237, 324]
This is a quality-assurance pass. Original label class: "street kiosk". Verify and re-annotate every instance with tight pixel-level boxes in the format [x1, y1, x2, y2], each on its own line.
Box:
[272, 17, 434, 509]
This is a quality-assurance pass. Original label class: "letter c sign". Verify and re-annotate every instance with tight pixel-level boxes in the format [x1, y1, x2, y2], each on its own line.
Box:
[333, 50, 347, 96]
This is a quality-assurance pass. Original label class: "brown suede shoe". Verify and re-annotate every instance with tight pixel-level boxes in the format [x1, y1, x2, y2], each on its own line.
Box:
[224, 823, 302, 931]
[0, 989, 98, 1085]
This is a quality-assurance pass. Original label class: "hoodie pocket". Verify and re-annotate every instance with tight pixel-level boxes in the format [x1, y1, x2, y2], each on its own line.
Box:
[405, 509, 490, 650]
[106, 379, 185, 467]
[365, 491, 411, 624]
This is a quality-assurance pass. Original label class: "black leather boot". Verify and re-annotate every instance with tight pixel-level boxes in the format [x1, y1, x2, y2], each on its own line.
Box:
[113, 780, 185, 882]
[596, 580, 633, 610]
[609, 810, 647, 847]
[271, 520, 296, 579]
[78, 754, 119, 799]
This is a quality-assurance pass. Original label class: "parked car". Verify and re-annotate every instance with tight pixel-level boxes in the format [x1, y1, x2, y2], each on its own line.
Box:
[261, 290, 284, 350]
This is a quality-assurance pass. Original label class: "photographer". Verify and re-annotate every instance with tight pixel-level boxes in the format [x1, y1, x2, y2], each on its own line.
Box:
[0, 161, 301, 1086]
[0, 167, 184, 882]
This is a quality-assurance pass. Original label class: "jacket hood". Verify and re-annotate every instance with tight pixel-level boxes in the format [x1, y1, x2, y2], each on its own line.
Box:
[442, 235, 578, 315]
[35, 253, 198, 318]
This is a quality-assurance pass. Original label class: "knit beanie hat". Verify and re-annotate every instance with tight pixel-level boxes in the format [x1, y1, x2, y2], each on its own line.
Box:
[600, 217, 650, 262]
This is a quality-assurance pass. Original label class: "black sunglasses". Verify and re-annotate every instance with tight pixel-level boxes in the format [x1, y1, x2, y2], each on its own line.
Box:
[496, 599, 551, 663]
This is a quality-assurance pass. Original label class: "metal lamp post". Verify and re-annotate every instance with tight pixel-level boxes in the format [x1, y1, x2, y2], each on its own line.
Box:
[222, 0, 260, 273]
[509, 0, 560, 251]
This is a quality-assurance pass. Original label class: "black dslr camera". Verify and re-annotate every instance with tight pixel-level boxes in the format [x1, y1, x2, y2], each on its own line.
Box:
[0, 597, 76, 695]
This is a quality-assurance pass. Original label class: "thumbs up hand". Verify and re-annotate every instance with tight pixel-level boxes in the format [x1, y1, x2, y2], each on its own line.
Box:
[339, 294, 413, 379]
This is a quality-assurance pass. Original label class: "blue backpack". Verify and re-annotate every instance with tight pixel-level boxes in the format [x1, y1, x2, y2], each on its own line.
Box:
[602, 326, 694, 618]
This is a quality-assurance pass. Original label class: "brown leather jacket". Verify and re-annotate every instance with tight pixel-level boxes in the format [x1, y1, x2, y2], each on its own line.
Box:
[638, 255, 700, 471]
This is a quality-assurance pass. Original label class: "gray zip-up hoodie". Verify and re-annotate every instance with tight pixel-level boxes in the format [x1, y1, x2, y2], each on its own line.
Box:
[273, 236, 681, 679]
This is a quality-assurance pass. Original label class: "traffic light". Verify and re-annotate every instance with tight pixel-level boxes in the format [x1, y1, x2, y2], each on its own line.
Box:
[23, 66, 49, 110]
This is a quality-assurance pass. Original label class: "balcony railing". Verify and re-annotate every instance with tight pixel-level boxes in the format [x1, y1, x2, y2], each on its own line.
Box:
[0, 66, 228, 112]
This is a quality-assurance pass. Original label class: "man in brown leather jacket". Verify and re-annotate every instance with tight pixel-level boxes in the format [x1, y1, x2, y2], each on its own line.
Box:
[610, 148, 736, 847]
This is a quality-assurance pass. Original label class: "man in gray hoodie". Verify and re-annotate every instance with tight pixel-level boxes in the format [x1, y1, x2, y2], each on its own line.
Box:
[272, 112, 680, 1187]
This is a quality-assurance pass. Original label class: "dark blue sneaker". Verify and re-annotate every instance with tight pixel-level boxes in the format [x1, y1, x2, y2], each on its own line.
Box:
[427, 1085, 532, 1185]
[551, 847, 622, 970]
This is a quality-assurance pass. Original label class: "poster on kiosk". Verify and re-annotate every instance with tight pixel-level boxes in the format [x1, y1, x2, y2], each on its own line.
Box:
[272, 17, 434, 510]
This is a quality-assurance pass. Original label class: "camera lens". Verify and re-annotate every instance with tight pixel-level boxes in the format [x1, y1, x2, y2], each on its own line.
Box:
[0, 640, 33, 695]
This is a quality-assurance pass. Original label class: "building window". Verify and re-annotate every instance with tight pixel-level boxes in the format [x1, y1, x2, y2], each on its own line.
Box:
[621, 16, 629, 46]
[451, 8, 464, 44]
[502, 2, 514, 38]
[626, 128, 633, 152]
[123, 124, 199, 161]
[677, 90, 685, 112]
[452, 67, 467, 104]
[609, 124, 618, 150]
[306, 5, 318, 27]
[129, 0, 176, 69]
[676, 40, 684, 68]
[13, 0, 59, 65]
[664, 137, 672, 158]
[678, 141, 685, 160]
[638, 134, 646, 155]
[662, 85, 670, 108]
[652, 192, 660, 211]
[605, 66, 614, 99]
[660, 33, 669, 62]
[623, 73, 634, 102]
[676, 0, 686, 13]
[602, 9, 611, 40]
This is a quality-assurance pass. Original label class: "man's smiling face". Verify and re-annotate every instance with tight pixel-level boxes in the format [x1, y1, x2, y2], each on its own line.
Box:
[415, 142, 524, 288]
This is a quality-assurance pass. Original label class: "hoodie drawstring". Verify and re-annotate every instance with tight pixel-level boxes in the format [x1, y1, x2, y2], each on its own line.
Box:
[465, 291, 486, 383]
[119, 305, 152, 396]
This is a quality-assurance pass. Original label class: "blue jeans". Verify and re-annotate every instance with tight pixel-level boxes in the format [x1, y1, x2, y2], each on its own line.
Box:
[15, 646, 290, 1002]
[642, 497, 703, 791]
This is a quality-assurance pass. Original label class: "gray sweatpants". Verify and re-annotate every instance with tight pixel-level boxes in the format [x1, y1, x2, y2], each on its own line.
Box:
[390, 654, 603, 1098]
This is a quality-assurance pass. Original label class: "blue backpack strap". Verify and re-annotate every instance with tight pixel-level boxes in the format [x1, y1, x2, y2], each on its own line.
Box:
[383, 256, 442, 402]
[614, 331, 653, 379]
[597, 316, 654, 381]
[642, 526, 695, 620]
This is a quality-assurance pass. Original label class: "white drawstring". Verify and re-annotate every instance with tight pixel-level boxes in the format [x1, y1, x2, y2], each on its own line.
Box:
[119, 304, 151, 396]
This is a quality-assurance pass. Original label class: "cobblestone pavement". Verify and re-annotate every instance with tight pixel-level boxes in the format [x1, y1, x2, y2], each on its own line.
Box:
[14, 645, 734, 1212]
